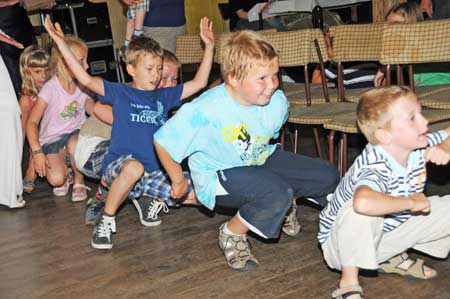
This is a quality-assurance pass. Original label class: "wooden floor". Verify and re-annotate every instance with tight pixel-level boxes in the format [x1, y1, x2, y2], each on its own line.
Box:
[1, 134, 450, 299]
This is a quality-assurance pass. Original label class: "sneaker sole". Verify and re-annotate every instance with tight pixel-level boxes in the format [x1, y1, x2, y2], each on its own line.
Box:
[91, 240, 113, 250]
[132, 199, 162, 227]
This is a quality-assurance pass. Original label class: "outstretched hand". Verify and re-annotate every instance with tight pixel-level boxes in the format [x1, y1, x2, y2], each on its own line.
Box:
[200, 17, 215, 48]
[44, 15, 65, 44]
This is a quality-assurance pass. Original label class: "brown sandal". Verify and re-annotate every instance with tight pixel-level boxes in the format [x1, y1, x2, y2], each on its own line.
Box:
[378, 253, 437, 280]
[332, 285, 364, 299]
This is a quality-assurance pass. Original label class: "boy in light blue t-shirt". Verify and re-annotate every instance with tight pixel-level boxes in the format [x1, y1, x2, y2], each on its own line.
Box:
[154, 30, 339, 271]
[319, 86, 450, 299]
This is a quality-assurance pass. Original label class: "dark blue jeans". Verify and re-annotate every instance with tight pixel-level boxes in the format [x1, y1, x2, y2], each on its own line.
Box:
[216, 148, 339, 239]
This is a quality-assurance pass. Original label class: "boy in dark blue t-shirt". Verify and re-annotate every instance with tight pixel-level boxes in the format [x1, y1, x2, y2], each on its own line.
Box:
[45, 16, 215, 249]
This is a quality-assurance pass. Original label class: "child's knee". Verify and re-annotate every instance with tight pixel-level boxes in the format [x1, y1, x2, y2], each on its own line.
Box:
[120, 160, 144, 181]
[47, 171, 66, 187]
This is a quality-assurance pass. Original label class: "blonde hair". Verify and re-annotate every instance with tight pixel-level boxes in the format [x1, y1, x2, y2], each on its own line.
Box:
[20, 45, 50, 97]
[163, 49, 180, 68]
[50, 35, 87, 84]
[219, 30, 279, 82]
[357, 86, 415, 144]
[125, 36, 163, 66]
[386, 2, 424, 23]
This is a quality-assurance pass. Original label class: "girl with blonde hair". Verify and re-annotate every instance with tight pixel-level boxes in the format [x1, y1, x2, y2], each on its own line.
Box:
[27, 35, 94, 202]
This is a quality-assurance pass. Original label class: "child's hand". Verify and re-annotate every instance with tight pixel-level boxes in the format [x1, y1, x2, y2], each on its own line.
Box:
[424, 143, 450, 165]
[200, 17, 215, 48]
[408, 193, 430, 213]
[44, 15, 65, 45]
[171, 178, 189, 199]
[33, 153, 50, 178]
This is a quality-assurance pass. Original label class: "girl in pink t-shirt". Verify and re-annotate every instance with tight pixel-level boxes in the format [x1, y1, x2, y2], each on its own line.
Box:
[27, 35, 94, 202]
[18, 45, 50, 194]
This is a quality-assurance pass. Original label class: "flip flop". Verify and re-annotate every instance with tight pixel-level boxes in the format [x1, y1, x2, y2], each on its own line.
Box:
[332, 285, 364, 299]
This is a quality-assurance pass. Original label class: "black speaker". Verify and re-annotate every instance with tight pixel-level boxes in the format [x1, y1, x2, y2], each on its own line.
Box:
[47, 2, 112, 43]
[87, 42, 119, 82]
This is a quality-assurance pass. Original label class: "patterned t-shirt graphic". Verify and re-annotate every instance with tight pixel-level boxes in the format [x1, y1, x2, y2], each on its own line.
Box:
[129, 101, 165, 125]
[60, 100, 82, 120]
[223, 124, 270, 165]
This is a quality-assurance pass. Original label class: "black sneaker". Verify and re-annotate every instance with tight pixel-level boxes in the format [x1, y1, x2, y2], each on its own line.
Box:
[85, 197, 105, 225]
[132, 196, 169, 227]
[91, 214, 116, 250]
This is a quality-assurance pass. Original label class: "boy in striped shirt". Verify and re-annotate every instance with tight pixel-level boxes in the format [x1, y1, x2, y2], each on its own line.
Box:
[318, 86, 450, 299]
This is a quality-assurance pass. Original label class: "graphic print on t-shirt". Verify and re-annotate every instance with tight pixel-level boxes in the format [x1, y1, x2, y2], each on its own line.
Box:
[222, 123, 270, 165]
[60, 100, 82, 120]
[129, 101, 166, 125]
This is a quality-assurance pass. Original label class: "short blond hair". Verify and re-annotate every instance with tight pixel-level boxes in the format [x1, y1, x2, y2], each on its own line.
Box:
[219, 30, 278, 82]
[357, 86, 415, 144]
[163, 49, 180, 68]
[125, 36, 163, 66]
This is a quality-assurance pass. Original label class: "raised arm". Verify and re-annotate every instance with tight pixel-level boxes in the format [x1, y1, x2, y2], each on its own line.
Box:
[181, 17, 215, 100]
[43, 15, 105, 96]
[154, 140, 189, 199]
[353, 185, 430, 216]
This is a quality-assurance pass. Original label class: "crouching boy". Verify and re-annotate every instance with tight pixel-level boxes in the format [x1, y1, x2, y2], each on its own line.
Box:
[318, 86, 450, 299]
[154, 30, 339, 271]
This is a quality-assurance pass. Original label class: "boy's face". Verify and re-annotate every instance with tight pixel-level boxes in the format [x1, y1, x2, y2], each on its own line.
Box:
[385, 94, 429, 151]
[228, 61, 279, 106]
[127, 54, 163, 90]
[158, 62, 178, 88]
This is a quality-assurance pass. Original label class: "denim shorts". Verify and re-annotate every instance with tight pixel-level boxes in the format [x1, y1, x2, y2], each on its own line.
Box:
[102, 154, 193, 206]
[42, 130, 80, 155]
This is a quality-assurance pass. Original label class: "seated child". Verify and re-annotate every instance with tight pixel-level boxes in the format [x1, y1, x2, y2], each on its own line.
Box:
[154, 30, 339, 271]
[76, 49, 182, 225]
[318, 86, 450, 299]
[44, 15, 215, 249]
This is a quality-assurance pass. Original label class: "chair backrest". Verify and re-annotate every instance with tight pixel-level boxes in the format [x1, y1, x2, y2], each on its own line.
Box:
[380, 19, 450, 65]
[175, 34, 204, 65]
[330, 23, 385, 63]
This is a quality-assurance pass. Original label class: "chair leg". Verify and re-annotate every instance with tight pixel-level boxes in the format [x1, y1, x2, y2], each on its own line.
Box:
[342, 133, 348, 175]
[313, 126, 323, 159]
[327, 130, 335, 164]
[338, 135, 344, 177]
[294, 125, 299, 154]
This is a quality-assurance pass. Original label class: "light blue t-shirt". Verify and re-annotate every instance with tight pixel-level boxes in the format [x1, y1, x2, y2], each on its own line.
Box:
[154, 84, 289, 209]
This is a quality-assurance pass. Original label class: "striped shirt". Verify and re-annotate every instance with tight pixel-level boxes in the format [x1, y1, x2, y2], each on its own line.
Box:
[318, 130, 448, 244]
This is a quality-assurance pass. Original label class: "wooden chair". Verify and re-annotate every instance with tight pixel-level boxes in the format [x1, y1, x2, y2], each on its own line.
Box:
[380, 19, 450, 109]
[263, 29, 357, 157]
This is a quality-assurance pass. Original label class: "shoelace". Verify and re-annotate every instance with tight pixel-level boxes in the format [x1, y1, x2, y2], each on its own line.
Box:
[147, 200, 169, 220]
[97, 217, 116, 238]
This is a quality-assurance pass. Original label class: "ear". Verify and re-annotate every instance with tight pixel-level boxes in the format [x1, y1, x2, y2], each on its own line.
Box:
[126, 63, 135, 78]
[374, 128, 392, 145]
[227, 74, 239, 88]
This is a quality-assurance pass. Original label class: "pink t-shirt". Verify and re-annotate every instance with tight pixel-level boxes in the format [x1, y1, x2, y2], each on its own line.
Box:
[38, 76, 88, 145]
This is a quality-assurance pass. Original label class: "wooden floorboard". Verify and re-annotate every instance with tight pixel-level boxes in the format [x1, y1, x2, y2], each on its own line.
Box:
[1, 133, 450, 299]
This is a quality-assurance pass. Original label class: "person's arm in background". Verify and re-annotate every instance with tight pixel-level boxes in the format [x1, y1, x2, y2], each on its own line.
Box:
[420, 0, 433, 18]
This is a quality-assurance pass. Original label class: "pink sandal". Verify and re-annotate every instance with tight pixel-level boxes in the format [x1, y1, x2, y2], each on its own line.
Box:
[53, 179, 70, 196]
[71, 184, 91, 202]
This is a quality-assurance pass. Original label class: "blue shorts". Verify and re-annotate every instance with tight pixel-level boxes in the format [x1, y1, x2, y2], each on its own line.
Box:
[42, 130, 79, 155]
[102, 154, 193, 206]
